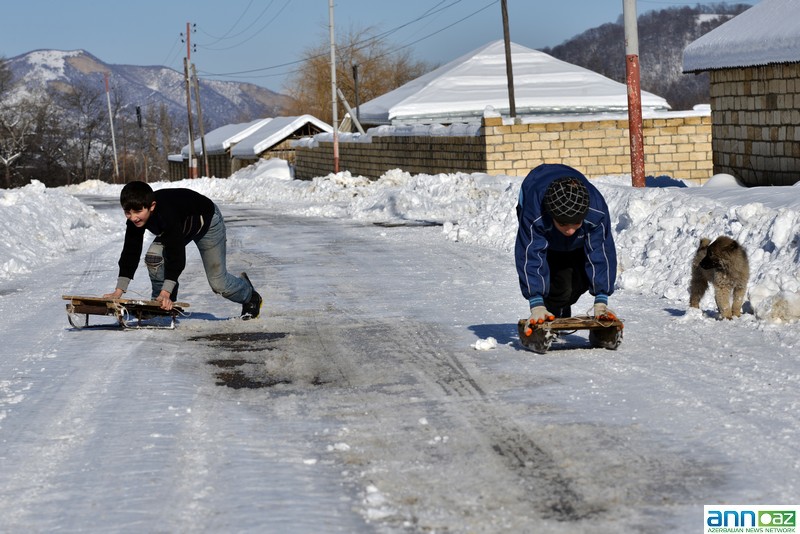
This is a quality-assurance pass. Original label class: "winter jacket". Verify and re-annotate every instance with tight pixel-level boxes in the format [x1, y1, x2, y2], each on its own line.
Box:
[515, 164, 617, 307]
[117, 188, 215, 290]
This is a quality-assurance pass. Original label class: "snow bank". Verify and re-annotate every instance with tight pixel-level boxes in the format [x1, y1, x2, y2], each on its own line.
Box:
[0, 181, 116, 279]
[6, 159, 800, 323]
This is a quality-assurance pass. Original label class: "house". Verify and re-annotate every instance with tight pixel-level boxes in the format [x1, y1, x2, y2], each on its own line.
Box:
[683, 0, 800, 186]
[350, 40, 670, 128]
[230, 115, 332, 168]
[297, 41, 711, 183]
[170, 115, 331, 179]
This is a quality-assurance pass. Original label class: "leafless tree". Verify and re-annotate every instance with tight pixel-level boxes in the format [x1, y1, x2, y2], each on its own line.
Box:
[284, 26, 433, 125]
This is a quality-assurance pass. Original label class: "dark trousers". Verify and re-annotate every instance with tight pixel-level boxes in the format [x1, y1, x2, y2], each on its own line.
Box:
[545, 249, 590, 318]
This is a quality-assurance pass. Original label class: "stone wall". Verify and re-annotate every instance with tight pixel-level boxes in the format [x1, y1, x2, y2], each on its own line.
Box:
[295, 114, 713, 184]
[709, 63, 800, 186]
[295, 135, 486, 180]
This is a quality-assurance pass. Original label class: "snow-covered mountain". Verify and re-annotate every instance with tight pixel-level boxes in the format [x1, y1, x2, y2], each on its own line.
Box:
[6, 49, 291, 130]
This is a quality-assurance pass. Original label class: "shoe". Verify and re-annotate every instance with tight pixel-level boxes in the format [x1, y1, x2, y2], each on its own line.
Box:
[240, 272, 262, 320]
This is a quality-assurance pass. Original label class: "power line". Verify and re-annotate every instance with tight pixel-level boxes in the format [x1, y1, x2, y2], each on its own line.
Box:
[199, 0, 497, 81]
[198, 0, 293, 52]
[197, 0, 257, 42]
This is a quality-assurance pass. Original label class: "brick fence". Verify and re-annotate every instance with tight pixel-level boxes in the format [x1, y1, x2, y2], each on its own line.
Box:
[295, 112, 713, 184]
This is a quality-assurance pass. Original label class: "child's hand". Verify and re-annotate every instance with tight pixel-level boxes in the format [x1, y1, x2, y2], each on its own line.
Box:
[156, 290, 173, 310]
[103, 289, 124, 299]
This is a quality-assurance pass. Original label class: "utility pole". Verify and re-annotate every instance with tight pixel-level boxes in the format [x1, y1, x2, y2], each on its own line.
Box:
[329, 0, 339, 173]
[501, 0, 516, 118]
[104, 72, 120, 182]
[183, 22, 197, 178]
[191, 63, 209, 177]
[352, 64, 360, 128]
[623, 0, 646, 187]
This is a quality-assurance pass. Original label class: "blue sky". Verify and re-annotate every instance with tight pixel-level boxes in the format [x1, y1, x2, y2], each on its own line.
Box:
[1, 0, 758, 93]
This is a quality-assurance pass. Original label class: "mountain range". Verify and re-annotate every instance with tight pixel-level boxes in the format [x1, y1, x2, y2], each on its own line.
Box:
[5, 49, 291, 131]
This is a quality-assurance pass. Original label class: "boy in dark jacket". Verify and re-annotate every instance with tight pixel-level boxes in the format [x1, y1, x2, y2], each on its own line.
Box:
[104, 181, 262, 319]
[515, 163, 617, 330]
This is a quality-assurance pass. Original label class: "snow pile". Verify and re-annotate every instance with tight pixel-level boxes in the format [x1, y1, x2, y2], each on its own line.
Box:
[5, 158, 799, 322]
[0, 180, 116, 279]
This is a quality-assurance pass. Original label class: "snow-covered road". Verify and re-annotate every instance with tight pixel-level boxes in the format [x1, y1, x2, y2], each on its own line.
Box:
[1, 198, 798, 533]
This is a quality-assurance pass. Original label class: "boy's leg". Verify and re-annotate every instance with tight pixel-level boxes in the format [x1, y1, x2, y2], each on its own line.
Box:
[544, 249, 590, 318]
[195, 206, 251, 304]
[145, 239, 165, 299]
[145, 239, 180, 300]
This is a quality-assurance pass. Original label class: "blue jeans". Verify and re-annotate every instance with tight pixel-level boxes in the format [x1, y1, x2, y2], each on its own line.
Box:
[146, 205, 252, 304]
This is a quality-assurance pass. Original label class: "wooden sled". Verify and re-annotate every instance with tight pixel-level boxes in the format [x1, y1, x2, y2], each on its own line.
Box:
[62, 295, 190, 330]
[517, 315, 623, 353]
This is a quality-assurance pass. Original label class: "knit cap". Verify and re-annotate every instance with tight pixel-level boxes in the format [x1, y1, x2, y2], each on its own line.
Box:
[544, 177, 590, 224]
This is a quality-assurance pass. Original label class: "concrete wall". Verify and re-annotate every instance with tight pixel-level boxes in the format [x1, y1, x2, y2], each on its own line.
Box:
[295, 114, 713, 184]
[709, 62, 800, 186]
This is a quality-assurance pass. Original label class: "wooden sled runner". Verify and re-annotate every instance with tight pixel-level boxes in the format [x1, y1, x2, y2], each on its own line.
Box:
[62, 295, 190, 329]
[517, 315, 624, 353]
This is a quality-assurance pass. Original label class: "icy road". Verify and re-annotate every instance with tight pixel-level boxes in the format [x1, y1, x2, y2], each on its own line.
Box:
[0, 201, 797, 533]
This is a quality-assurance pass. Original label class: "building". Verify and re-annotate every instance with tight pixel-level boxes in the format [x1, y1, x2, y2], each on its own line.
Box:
[296, 41, 711, 183]
[683, 0, 800, 186]
[169, 115, 331, 179]
[350, 40, 670, 128]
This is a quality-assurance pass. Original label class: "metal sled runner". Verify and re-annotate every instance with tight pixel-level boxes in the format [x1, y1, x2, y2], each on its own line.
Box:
[62, 295, 190, 330]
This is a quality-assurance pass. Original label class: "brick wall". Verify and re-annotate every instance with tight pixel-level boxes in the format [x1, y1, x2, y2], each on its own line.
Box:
[295, 114, 712, 184]
[483, 115, 712, 181]
[709, 63, 800, 186]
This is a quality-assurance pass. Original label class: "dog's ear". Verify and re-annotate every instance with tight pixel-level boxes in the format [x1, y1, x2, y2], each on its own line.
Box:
[699, 237, 711, 247]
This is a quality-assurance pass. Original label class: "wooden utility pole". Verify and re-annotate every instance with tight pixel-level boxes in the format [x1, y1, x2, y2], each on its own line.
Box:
[501, 0, 516, 118]
[352, 64, 360, 127]
[329, 0, 339, 173]
[184, 57, 197, 178]
[623, 0, 645, 187]
[191, 63, 209, 177]
[184, 22, 197, 178]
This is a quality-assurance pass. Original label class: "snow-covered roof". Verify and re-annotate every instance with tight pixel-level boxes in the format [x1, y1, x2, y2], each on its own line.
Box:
[355, 40, 670, 125]
[683, 0, 800, 72]
[230, 115, 332, 159]
[181, 118, 271, 157]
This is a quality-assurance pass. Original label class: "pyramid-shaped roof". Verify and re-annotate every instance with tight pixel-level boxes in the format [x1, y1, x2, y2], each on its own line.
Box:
[356, 40, 670, 125]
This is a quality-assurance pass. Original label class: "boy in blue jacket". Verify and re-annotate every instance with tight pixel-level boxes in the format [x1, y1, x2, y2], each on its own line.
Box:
[515, 163, 617, 333]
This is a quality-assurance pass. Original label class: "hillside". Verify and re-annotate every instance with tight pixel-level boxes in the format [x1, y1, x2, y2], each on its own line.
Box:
[6, 49, 291, 131]
[542, 3, 753, 110]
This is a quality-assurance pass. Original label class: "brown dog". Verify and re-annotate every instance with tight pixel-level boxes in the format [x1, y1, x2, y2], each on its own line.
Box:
[689, 236, 749, 319]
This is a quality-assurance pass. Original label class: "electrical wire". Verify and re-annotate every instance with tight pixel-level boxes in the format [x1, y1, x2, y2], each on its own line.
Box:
[198, 0, 293, 52]
[199, 0, 497, 81]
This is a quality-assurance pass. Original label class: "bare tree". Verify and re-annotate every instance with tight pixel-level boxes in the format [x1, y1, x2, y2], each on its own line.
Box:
[284, 26, 433, 124]
[0, 58, 37, 188]
[50, 79, 116, 184]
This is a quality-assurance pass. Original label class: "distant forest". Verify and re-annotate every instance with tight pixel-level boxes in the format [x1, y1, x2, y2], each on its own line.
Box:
[542, 3, 753, 110]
